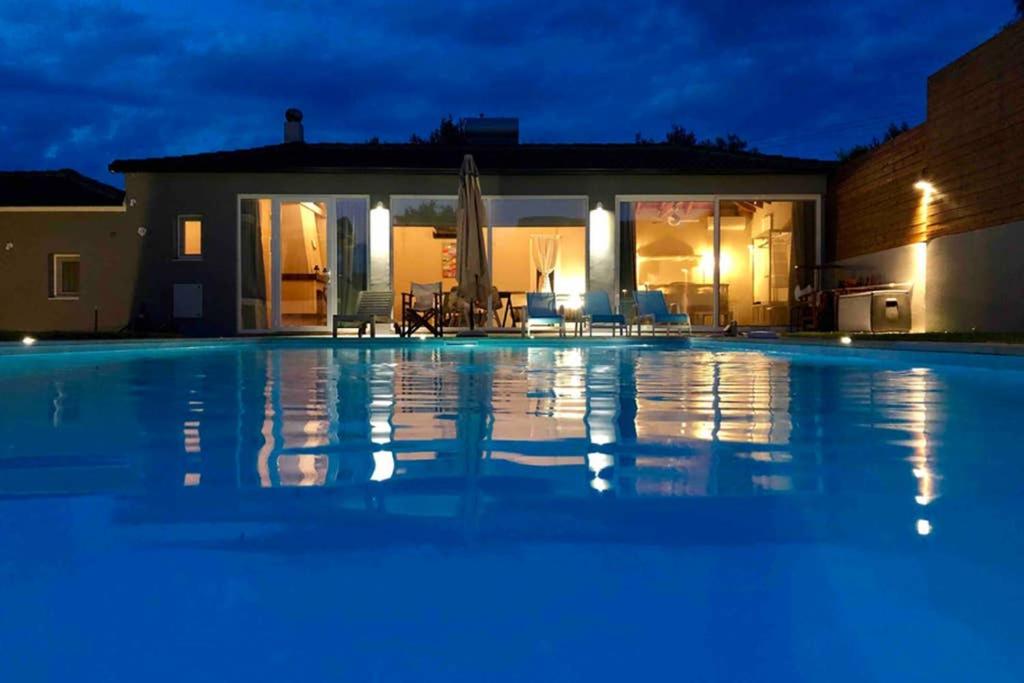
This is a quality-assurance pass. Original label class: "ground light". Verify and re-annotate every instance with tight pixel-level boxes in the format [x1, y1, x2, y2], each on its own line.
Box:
[839, 336, 852, 345]
[22, 336, 36, 346]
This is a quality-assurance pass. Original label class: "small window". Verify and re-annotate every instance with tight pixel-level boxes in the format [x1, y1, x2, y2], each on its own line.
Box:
[177, 216, 203, 259]
[51, 254, 80, 299]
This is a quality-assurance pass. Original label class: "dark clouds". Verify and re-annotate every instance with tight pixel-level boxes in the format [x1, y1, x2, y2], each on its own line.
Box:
[0, 0, 1014, 181]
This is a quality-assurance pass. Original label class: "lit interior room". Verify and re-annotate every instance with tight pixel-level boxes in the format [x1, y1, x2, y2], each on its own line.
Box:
[630, 200, 720, 325]
[719, 199, 816, 326]
[390, 197, 587, 327]
[280, 200, 328, 327]
[391, 197, 460, 319]
[628, 199, 815, 327]
[489, 198, 587, 326]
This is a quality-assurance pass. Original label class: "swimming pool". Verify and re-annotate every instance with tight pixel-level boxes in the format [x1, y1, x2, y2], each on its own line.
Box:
[2, 338, 1022, 681]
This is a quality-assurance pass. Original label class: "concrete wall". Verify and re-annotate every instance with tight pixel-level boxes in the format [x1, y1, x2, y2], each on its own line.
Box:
[122, 170, 826, 335]
[0, 209, 137, 332]
[927, 219, 1024, 332]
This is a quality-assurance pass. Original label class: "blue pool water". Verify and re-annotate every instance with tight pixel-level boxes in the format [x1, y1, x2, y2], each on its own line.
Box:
[1, 338, 1023, 681]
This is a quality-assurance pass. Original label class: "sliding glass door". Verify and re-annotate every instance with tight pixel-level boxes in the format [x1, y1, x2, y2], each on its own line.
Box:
[239, 196, 369, 333]
[620, 196, 820, 330]
[279, 200, 328, 328]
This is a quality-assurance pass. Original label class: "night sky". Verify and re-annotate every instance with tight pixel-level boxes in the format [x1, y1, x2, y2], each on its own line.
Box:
[1, 1, 1017, 182]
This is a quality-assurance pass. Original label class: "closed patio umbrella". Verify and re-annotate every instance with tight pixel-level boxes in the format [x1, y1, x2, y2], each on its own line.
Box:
[456, 154, 491, 329]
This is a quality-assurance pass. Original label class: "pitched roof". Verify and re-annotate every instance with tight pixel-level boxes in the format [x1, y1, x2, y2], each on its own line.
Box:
[109, 142, 834, 175]
[0, 169, 125, 207]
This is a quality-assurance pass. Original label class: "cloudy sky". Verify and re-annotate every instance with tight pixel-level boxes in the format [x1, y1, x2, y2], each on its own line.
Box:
[0, 0, 1017, 182]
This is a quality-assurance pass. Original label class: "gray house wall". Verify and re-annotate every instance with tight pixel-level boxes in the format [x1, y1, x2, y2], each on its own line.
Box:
[113, 170, 828, 336]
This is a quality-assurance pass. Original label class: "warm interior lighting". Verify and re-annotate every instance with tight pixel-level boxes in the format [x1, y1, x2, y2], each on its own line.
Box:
[182, 219, 202, 256]
[698, 251, 714, 283]
[22, 336, 36, 346]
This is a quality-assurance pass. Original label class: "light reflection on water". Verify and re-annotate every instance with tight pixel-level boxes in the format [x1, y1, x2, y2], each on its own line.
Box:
[3, 342, 1009, 512]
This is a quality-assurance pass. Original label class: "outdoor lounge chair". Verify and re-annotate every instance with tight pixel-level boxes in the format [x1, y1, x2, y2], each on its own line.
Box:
[332, 290, 398, 338]
[522, 292, 566, 337]
[401, 281, 443, 337]
[582, 291, 627, 336]
[635, 290, 692, 336]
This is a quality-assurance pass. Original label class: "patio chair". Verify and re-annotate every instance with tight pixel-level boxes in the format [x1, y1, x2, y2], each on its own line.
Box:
[582, 291, 627, 336]
[522, 292, 566, 337]
[635, 290, 692, 336]
[332, 290, 398, 338]
[401, 281, 443, 337]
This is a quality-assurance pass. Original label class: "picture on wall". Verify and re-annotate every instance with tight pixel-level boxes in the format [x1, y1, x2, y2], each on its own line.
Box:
[441, 242, 457, 278]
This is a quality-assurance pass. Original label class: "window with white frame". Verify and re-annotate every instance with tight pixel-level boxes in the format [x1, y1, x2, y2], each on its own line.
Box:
[176, 216, 203, 259]
[51, 253, 80, 299]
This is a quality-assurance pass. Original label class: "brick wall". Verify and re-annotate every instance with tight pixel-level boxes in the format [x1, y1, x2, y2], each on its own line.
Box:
[831, 21, 1024, 260]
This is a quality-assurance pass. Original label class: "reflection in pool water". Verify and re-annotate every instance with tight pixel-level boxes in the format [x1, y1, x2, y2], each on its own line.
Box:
[2, 341, 1024, 681]
[1, 343, 953, 503]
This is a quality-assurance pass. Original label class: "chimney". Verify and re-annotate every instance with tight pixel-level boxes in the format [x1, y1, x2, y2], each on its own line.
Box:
[460, 116, 519, 145]
[284, 108, 304, 143]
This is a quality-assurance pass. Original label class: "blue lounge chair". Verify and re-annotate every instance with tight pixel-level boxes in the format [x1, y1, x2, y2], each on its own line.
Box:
[635, 290, 692, 336]
[582, 291, 627, 336]
[522, 292, 566, 337]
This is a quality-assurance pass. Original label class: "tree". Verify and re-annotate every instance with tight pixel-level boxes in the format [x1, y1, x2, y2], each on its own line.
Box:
[708, 133, 752, 153]
[836, 121, 911, 162]
[634, 123, 757, 153]
[409, 115, 465, 145]
[664, 124, 698, 146]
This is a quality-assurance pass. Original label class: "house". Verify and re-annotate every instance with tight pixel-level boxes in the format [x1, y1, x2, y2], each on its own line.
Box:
[99, 115, 829, 336]
[0, 169, 135, 333]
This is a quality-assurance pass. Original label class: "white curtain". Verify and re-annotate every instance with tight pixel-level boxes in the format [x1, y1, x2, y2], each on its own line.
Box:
[532, 235, 559, 292]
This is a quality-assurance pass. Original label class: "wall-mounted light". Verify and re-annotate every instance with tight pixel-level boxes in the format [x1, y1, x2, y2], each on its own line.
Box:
[913, 179, 936, 200]
[4, 242, 12, 251]
[588, 203, 613, 255]
[137, 226, 147, 237]
[368, 201, 391, 290]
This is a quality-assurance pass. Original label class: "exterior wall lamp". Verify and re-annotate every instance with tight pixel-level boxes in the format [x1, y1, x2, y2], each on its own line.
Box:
[913, 179, 936, 199]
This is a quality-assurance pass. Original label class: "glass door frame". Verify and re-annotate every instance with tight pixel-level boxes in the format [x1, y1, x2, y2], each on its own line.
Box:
[615, 194, 822, 331]
[236, 194, 371, 334]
